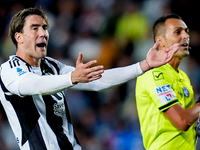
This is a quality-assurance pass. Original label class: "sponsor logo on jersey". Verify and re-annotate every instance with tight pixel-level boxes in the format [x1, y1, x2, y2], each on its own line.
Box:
[52, 93, 66, 117]
[53, 102, 66, 117]
[182, 87, 189, 97]
[155, 84, 176, 102]
[16, 67, 26, 76]
[165, 93, 174, 101]
[153, 71, 164, 81]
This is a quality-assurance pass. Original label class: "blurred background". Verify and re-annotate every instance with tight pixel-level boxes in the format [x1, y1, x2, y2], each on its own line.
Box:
[0, 0, 200, 149]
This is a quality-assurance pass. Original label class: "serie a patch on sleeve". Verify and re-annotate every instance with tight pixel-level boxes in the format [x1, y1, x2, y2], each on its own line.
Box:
[16, 67, 27, 76]
[155, 84, 176, 104]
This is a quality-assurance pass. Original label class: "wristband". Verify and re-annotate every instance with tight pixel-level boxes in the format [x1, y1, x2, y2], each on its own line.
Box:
[145, 60, 151, 69]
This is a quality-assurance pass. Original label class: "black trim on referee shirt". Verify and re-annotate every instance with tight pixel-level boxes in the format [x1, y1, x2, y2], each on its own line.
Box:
[159, 99, 179, 112]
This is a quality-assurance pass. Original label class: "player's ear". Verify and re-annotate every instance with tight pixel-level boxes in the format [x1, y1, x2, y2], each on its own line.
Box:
[155, 36, 165, 50]
[15, 32, 23, 44]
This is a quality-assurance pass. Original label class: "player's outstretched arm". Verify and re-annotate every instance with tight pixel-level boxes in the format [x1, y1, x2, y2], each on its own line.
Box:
[140, 42, 180, 72]
[71, 52, 104, 84]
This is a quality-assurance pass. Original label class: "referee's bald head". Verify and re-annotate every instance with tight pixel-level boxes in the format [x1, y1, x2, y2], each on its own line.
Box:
[153, 14, 182, 42]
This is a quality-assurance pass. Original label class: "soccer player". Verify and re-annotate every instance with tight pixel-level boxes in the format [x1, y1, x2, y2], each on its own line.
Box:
[135, 14, 200, 150]
[0, 8, 179, 150]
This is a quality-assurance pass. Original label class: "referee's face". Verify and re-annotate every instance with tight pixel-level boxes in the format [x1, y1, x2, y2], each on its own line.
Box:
[162, 18, 190, 59]
[18, 15, 49, 60]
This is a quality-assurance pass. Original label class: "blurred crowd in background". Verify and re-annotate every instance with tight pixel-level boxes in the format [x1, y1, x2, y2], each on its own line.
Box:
[0, 0, 200, 149]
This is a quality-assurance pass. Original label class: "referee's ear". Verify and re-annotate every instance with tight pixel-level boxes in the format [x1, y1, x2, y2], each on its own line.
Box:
[155, 36, 165, 50]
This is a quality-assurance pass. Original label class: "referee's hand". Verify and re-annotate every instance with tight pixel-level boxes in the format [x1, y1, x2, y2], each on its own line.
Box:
[71, 52, 104, 84]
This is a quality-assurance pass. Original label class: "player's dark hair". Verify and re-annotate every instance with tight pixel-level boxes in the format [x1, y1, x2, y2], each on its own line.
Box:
[152, 14, 182, 42]
[9, 7, 49, 47]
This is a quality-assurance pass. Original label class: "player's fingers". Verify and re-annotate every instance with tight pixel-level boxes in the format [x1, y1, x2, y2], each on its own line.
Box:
[90, 65, 104, 72]
[165, 44, 180, 61]
[151, 41, 161, 51]
[87, 69, 104, 78]
[84, 60, 98, 68]
[88, 75, 102, 82]
[165, 43, 180, 52]
[171, 43, 180, 53]
[80, 65, 103, 78]
[76, 52, 83, 65]
[85, 66, 104, 77]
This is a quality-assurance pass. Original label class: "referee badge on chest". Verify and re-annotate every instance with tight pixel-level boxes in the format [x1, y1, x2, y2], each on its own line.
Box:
[182, 87, 189, 97]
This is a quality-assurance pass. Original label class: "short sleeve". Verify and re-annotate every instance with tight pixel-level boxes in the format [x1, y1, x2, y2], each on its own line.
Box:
[151, 70, 179, 112]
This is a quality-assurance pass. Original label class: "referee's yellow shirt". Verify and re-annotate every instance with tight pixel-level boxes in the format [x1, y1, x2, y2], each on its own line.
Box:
[135, 63, 195, 150]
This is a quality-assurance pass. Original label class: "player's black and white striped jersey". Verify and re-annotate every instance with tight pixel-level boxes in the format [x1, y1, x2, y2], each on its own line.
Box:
[0, 54, 143, 150]
[0, 55, 81, 150]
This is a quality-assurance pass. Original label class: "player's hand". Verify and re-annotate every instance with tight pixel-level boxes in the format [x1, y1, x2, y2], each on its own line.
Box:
[146, 41, 180, 68]
[71, 52, 104, 84]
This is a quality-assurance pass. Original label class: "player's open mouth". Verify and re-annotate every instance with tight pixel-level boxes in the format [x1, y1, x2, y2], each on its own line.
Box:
[36, 43, 47, 48]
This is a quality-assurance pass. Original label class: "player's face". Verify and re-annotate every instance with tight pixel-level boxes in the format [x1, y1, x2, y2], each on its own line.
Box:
[163, 18, 189, 59]
[21, 15, 49, 59]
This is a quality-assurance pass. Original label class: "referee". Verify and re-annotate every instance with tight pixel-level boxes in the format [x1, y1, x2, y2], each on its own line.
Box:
[0, 8, 179, 150]
[136, 14, 199, 150]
